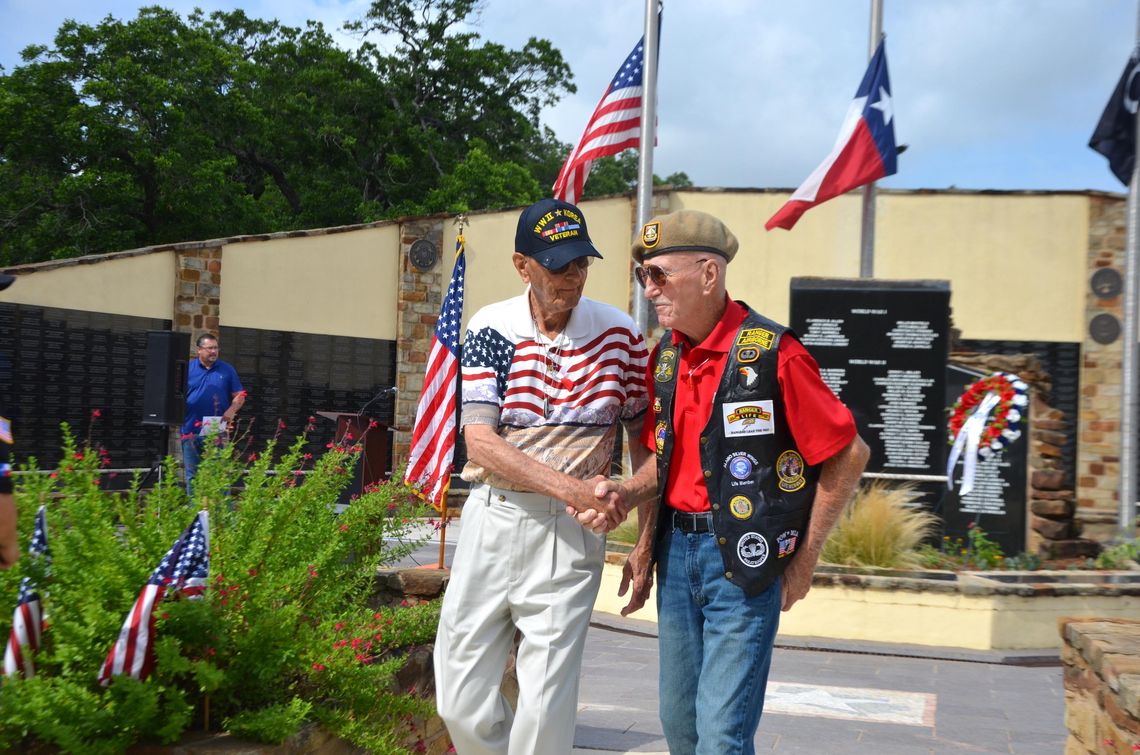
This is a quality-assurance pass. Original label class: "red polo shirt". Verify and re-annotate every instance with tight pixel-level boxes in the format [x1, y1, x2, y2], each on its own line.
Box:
[640, 298, 857, 513]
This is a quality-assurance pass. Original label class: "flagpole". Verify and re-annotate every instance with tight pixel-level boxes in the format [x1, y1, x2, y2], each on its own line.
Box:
[859, 0, 884, 278]
[633, 0, 660, 334]
[1119, 9, 1140, 541]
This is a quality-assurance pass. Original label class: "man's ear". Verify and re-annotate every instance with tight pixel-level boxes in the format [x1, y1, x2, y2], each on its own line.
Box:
[512, 252, 531, 282]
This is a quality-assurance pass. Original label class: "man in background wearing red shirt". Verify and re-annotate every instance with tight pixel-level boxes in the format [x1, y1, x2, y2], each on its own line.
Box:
[588, 209, 869, 755]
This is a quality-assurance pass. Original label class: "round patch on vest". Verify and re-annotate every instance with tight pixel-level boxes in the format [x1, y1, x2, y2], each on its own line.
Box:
[777, 450, 806, 492]
[736, 346, 760, 363]
[655, 348, 677, 382]
[724, 451, 756, 480]
[738, 365, 759, 390]
[655, 421, 668, 455]
[729, 495, 753, 520]
[737, 532, 769, 568]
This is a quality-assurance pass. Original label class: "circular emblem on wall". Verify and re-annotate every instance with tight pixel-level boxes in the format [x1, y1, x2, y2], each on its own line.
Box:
[737, 532, 769, 568]
[1089, 313, 1121, 345]
[729, 495, 753, 520]
[1091, 267, 1123, 300]
[409, 239, 439, 271]
[776, 450, 806, 492]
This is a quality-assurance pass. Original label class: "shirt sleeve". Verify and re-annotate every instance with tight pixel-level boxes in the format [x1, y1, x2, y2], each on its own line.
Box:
[229, 366, 245, 398]
[459, 325, 509, 428]
[778, 337, 857, 466]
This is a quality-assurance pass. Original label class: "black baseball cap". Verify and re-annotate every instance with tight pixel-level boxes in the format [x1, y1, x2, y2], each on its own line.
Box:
[515, 198, 603, 270]
[0, 274, 14, 291]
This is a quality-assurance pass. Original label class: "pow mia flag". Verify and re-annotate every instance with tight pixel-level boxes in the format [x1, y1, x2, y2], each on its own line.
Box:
[1090, 48, 1140, 186]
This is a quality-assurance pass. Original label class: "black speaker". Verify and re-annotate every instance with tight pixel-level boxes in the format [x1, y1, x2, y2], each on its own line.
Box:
[141, 330, 191, 426]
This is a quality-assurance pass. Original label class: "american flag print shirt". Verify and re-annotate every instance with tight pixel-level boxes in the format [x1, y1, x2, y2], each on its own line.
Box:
[460, 293, 649, 487]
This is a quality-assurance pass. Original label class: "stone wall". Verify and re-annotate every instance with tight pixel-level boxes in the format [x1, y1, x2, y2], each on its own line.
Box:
[1060, 617, 1140, 754]
[393, 220, 447, 466]
[1079, 196, 1128, 542]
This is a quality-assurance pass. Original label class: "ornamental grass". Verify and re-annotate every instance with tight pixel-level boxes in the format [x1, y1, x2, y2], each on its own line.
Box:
[0, 421, 437, 754]
[821, 480, 938, 570]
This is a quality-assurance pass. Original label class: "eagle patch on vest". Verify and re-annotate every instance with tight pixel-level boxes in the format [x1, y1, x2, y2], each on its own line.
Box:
[722, 400, 775, 437]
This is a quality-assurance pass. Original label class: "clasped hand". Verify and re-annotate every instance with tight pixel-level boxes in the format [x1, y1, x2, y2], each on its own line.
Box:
[564, 477, 630, 534]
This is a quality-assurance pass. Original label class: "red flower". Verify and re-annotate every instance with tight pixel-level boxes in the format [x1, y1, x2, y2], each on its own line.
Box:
[92, 409, 102, 418]
[312, 662, 326, 671]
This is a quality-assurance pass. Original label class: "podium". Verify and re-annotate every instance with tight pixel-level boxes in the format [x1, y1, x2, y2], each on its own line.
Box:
[316, 412, 392, 503]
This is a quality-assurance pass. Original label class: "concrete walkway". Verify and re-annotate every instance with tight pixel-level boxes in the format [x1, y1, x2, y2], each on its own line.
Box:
[394, 521, 1068, 754]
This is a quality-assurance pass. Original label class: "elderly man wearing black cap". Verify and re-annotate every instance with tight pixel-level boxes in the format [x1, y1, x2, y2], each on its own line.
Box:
[0, 273, 20, 570]
[583, 209, 869, 755]
[433, 198, 650, 754]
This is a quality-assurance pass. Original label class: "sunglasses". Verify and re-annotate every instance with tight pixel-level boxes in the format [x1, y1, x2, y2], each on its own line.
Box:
[634, 258, 709, 288]
[544, 257, 593, 275]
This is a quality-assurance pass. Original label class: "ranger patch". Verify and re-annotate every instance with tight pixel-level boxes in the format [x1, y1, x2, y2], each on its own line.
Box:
[722, 400, 775, 437]
[736, 327, 775, 351]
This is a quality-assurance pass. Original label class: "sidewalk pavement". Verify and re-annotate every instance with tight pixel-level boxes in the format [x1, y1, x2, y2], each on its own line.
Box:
[394, 521, 1069, 754]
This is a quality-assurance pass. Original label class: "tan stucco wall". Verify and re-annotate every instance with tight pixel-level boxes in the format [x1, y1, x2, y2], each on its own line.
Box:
[671, 190, 1089, 343]
[220, 225, 401, 340]
[2, 252, 175, 320]
[455, 196, 635, 327]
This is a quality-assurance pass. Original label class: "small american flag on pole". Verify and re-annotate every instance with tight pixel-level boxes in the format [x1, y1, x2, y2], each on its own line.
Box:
[403, 236, 466, 509]
[552, 15, 659, 204]
[3, 505, 49, 679]
[98, 510, 209, 685]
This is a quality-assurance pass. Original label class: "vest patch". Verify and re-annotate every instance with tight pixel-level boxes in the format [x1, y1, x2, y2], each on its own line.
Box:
[736, 327, 775, 351]
[729, 495, 753, 520]
[777, 450, 807, 491]
[653, 397, 663, 414]
[655, 348, 677, 382]
[736, 346, 760, 363]
[722, 400, 775, 437]
[777, 529, 801, 558]
[737, 532, 769, 567]
[724, 451, 757, 480]
[655, 421, 668, 455]
[738, 365, 759, 389]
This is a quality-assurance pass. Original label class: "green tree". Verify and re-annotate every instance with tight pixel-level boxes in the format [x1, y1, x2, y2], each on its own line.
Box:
[0, 2, 574, 264]
[581, 149, 693, 199]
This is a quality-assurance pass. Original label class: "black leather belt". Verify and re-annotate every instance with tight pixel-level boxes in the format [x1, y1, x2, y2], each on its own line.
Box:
[669, 508, 714, 534]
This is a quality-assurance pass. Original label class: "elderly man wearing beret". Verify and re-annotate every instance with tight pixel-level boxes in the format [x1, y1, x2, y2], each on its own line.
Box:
[584, 209, 869, 754]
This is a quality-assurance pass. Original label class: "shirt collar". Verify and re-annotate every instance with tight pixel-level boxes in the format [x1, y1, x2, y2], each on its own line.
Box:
[671, 295, 746, 356]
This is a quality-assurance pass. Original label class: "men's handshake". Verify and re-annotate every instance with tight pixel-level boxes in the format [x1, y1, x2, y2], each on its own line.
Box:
[564, 477, 632, 534]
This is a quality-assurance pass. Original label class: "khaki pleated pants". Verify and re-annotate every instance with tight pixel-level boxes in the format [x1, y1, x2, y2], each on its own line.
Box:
[434, 483, 606, 755]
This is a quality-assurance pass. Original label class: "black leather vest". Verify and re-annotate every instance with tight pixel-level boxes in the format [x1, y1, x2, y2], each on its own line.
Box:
[652, 306, 820, 596]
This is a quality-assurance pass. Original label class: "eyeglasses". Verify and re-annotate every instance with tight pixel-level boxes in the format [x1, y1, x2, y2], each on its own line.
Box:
[634, 258, 709, 288]
[545, 257, 593, 276]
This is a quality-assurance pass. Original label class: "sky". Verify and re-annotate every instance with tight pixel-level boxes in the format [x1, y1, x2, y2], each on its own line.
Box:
[0, 0, 1135, 193]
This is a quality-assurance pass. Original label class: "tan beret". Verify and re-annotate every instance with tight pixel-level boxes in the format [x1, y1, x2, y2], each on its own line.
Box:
[632, 209, 740, 263]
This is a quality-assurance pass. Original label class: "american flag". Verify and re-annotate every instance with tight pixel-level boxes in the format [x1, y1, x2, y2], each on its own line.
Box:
[404, 236, 466, 509]
[98, 510, 209, 685]
[3, 506, 49, 679]
[552, 14, 660, 204]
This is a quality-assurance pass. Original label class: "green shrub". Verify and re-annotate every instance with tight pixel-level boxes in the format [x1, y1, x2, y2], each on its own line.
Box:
[0, 422, 437, 753]
[821, 481, 938, 569]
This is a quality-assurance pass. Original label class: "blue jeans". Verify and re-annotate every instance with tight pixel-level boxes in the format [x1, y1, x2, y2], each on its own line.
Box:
[656, 526, 782, 755]
[181, 436, 203, 496]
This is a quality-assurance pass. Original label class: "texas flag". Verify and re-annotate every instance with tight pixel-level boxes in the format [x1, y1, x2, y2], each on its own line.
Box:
[766, 39, 897, 231]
